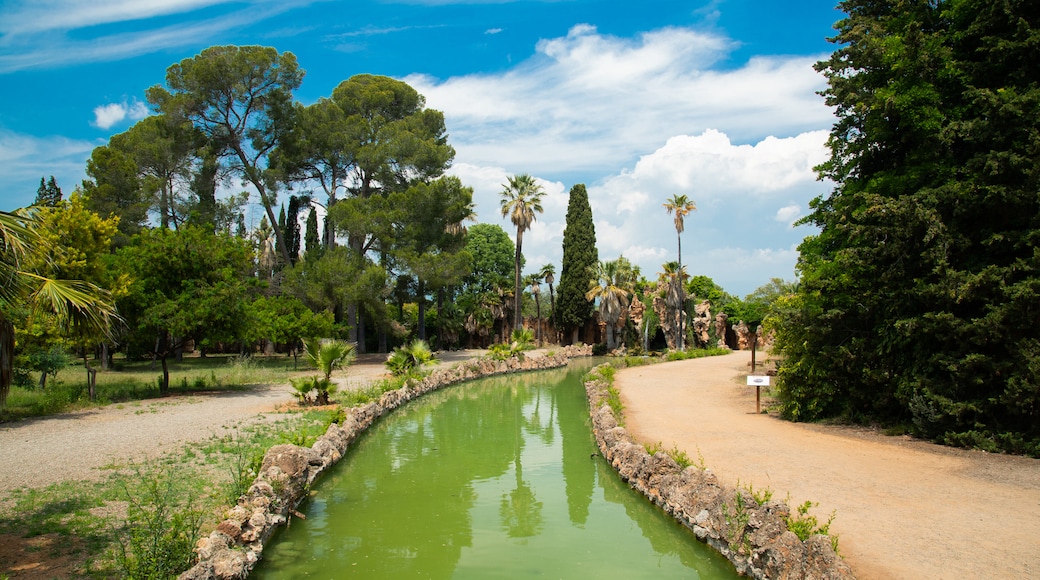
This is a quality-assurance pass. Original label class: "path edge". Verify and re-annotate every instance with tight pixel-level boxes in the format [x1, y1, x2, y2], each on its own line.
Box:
[179, 345, 592, 580]
[583, 362, 856, 580]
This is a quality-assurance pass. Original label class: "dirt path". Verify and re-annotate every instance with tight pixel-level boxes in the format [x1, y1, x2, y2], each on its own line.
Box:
[0, 350, 484, 493]
[616, 351, 1040, 580]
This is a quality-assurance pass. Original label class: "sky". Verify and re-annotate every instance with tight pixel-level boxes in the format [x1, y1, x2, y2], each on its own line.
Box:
[0, 0, 844, 297]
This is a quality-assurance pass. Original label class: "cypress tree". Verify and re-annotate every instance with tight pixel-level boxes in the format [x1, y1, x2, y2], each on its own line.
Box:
[34, 176, 63, 207]
[285, 196, 301, 265]
[555, 183, 598, 344]
[304, 205, 320, 260]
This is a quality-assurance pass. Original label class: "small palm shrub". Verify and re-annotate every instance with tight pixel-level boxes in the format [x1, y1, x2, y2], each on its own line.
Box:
[386, 339, 437, 376]
[295, 339, 355, 405]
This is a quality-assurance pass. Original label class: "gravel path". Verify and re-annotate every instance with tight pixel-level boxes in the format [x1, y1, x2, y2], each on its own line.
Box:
[0, 350, 484, 493]
[616, 351, 1040, 580]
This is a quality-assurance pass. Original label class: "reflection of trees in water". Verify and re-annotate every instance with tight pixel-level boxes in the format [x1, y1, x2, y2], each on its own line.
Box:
[556, 365, 596, 526]
[499, 379, 546, 538]
[596, 453, 722, 572]
[266, 379, 526, 578]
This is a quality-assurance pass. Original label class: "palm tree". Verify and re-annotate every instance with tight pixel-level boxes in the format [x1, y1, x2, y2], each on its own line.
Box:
[663, 194, 696, 349]
[500, 174, 545, 331]
[526, 274, 542, 345]
[585, 256, 637, 350]
[538, 263, 556, 325]
[0, 208, 118, 406]
[659, 261, 687, 350]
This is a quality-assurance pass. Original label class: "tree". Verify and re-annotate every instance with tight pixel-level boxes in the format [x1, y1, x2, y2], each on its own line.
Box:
[0, 207, 117, 405]
[775, 0, 1040, 454]
[34, 176, 62, 207]
[556, 184, 598, 344]
[658, 261, 686, 349]
[116, 226, 256, 392]
[539, 263, 556, 326]
[246, 295, 334, 363]
[283, 195, 302, 266]
[304, 205, 320, 260]
[316, 75, 455, 347]
[389, 176, 474, 341]
[500, 174, 545, 331]
[82, 144, 149, 239]
[147, 45, 304, 266]
[586, 256, 637, 350]
[663, 194, 696, 349]
[109, 113, 200, 229]
[27, 191, 126, 392]
[526, 274, 542, 345]
[461, 223, 515, 294]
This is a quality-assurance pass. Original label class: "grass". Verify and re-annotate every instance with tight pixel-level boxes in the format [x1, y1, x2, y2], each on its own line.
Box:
[0, 405, 346, 578]
[2, 354, 302, 422]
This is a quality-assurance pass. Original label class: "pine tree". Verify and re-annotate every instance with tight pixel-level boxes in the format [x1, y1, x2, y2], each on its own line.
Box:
[555, 184, 598, 344]
[34, 176, 63, 207]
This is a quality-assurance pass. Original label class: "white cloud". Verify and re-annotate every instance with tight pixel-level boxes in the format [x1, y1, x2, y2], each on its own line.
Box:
[92, 99, 150, 129]
[0, 129, 97, 208]
[485, 28, 503, 35]
[406, 24, 832, 174]
[775, 204, 802, 225]
[0, 1, 311, 73]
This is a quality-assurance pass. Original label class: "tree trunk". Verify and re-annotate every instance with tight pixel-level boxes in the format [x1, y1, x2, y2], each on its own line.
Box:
[677, 234, 684, 350]
[357, 307, 366, 354]
[417, 280, 427, 341]
[160, 355, 170, 394]
[514, 229, 524, 330]
[534, 294, 541, 345]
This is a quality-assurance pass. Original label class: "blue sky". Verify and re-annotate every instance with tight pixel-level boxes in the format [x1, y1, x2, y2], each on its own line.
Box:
[0, 0, 844, 296]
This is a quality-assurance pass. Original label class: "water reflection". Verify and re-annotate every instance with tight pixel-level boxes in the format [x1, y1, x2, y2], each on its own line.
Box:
[255, 362, 737, 579]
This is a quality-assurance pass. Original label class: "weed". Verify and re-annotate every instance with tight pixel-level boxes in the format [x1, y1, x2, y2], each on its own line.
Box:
[668, 445, 693, 469]
[721, 491, 752, 554]
[744, 481, 774, 506]
[644, 441, 664, 456]
[783, 497, 839, 552]
[113, 463, 205, 578]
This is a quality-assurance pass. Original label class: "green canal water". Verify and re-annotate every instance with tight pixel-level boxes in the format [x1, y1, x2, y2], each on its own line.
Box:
[254, 361, 738, 579]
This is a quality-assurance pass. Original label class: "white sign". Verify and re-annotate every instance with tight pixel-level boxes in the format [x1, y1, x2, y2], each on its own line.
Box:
[746, 376, 770, 386]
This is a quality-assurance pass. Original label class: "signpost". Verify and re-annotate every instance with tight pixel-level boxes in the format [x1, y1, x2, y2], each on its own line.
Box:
[746, 375, 770, 414]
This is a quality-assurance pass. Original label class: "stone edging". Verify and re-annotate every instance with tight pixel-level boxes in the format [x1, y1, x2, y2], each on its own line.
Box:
[583, 363, 856, 580]
[179, 345, 592, 580]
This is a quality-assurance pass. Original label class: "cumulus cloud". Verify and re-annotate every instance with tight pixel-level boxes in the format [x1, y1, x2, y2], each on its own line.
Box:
[415, 24, 834, 294]
[775, 204, 802, 225]
[406, 24, 832, 174]
[92, 99, 150, 129]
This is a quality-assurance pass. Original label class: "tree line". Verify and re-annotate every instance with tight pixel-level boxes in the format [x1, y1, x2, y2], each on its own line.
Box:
[7, 45, 751, 406]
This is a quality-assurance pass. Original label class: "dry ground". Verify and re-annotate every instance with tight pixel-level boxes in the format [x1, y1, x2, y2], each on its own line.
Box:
[616, 350, 1040, 580]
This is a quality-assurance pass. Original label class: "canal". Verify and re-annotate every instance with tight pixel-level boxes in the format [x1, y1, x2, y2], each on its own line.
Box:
[254, 361, 738, 578]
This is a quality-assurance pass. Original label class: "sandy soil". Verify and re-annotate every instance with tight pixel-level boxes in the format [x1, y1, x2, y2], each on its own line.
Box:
[615, 350, 1040, 580]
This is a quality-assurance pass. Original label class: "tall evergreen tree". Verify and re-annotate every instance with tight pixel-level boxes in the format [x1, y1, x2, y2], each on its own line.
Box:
[555, 184, 598, 344]
[774, 0, 1040, 455]
[34, 176, 63, 207]
[284, 195, 301, 266]
[304, 205, 320, 260]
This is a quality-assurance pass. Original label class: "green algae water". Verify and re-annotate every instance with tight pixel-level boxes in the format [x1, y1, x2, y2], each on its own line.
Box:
[254, 362, 738, 579]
